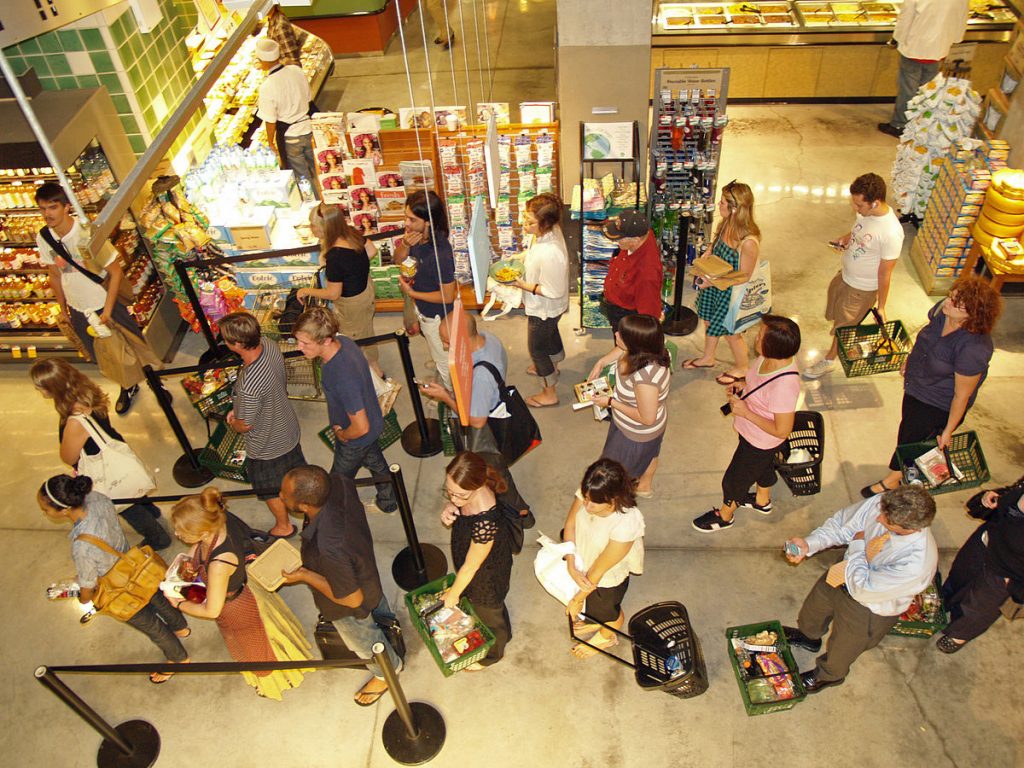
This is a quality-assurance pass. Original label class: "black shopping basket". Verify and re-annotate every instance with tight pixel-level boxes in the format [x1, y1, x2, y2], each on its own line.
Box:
[774, 410, 824, 496]
[569, 601, 709, 699]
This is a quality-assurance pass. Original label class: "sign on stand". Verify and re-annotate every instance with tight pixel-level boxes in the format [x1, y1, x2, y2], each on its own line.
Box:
[447, 298, 474, 427]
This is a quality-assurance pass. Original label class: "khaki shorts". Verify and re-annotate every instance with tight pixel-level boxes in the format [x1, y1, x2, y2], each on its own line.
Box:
[824, 271, 877, 335]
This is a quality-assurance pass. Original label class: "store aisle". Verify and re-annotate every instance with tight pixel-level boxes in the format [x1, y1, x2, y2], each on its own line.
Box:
[3, 104, 1022, 767]
[318, 0, 557, 116]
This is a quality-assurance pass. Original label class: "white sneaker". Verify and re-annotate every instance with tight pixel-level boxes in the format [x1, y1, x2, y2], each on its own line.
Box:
[803, 358, 836, 380]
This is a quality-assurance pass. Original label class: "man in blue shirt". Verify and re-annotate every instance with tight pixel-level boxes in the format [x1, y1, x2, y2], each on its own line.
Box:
[293, 306, 397, 513]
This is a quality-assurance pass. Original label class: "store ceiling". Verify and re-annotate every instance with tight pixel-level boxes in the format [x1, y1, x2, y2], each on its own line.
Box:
[0, 0, 124, 49]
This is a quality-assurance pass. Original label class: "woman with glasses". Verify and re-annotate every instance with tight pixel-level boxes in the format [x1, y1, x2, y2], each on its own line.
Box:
[440, 451, 519, 668]
[297, 203, 382, 377]
[684, 180, 761, 386]
[512, 192, 569, 408]
[861, 275, 1002, 497]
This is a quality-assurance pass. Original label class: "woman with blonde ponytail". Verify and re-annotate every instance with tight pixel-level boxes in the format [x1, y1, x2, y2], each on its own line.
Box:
[685, 180, 762, 386]
[169, 488, 312, 699]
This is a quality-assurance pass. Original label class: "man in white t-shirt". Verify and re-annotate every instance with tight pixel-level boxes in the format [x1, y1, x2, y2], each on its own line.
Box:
[878, 0, 969, 137]
[804, 173, 905, 380]
[254, 37, 319, 198]
[35, 182, 156, 413]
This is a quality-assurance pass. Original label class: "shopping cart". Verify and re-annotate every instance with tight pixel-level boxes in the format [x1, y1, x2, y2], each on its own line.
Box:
[250, 276, 325, 402]
[568, 601, 709, 699]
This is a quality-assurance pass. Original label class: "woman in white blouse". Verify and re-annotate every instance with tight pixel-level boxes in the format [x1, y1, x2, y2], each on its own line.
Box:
[514, 193, 569, 408]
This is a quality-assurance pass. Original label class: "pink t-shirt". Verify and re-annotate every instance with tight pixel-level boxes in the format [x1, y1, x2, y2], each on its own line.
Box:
[734, 358, 801, 449]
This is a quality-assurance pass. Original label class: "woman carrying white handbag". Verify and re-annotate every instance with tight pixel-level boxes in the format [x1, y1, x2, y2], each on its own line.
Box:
[31, 359, 168, 549]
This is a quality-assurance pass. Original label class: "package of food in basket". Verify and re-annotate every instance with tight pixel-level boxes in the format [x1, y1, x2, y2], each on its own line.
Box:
[914, 447, 964, 486]
[425, 604, 483, 661]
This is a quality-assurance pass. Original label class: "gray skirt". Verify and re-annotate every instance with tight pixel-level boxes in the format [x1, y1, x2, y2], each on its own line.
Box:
[600, 421, 664, 479]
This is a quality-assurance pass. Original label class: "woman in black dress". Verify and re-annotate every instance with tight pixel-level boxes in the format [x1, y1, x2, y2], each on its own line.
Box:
[441, 451, 516, 668]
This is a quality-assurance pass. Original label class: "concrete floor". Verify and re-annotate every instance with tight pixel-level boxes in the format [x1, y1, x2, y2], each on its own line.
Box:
[3, 3, 1024, 767]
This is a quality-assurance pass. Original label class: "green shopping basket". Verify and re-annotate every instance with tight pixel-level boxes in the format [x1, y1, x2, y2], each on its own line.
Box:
[404, 573, 495, 677]
[198, 421, 249, 483]
[894, 431, 990, 495]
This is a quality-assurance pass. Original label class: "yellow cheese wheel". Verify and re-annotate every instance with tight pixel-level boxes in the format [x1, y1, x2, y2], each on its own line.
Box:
[979, 203, 1024, 226]
[991, 168, 1024, 200]
[985, 186, 1024, 214]
[976, 212, 1024, 238]
[972, 224, 996, 247]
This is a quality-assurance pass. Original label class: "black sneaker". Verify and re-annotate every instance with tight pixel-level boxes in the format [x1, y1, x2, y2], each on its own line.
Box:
[692, 509, 733, 533]
[115, 385, 139, 415]
[877, 122, 902, 138]
[739, 493, 773, 515]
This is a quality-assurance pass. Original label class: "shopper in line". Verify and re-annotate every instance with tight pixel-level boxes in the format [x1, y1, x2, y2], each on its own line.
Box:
[425, 0, 456, 49]
[514, 192, 569, 408]
[254, 37, 319, 197]
[685, 179, 760, 385]
[293, 306, 398, 514]
[169, 487, 312, 700]
[39, 474, 190, 684]
[692, 315, 801, 534]
[279, 465, 403, 705]
[878, 0, 970, 137]
[599, 210, 663, 334]
[938, 475, 1024, 653]
[298, 203, 383, 376]
[440, 452, 520, 668]
[397, 190, 457, 389]
[31, 358, 169, 549]
[218, 312, 305, 539]
[586, 314, 671, 498]
[804, 173, 905, 380]
[861, 275, 1001, 497]
[783, 486, 938, 694]
[35, 183, 159, 414]
[562, 458, 645, 659]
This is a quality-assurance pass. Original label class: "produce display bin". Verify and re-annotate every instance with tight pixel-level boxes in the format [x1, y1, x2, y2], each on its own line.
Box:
[895, 431, 990, 495]
[404, 573, 495, 677]
[836, 319, 911, 378]
[198, 421, 249, 483]
[725, 619, 807, 716]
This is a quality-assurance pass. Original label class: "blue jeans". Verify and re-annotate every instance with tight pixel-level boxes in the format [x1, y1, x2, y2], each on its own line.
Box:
[284, 134, 318, 197]
[891, 55, 941, 130]
[331, 596, 402, 679]
[126, 591, 189, 661]
[331, 439, 398, 512]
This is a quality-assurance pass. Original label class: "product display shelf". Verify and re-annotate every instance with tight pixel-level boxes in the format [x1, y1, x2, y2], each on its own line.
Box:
[0, 141, 166, 360]
[649, 68, 730, 335]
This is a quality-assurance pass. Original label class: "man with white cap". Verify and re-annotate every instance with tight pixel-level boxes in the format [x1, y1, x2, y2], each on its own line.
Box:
[254, 37, 319, 197]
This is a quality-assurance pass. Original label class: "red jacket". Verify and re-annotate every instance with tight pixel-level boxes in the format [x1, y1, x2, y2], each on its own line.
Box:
[603, 232, 663, 317]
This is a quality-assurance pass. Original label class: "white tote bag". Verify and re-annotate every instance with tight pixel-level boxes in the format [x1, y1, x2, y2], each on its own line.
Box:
[533, 532, 585, 606]
[723, 258, 772, 334]
[71, 414, 156, 499]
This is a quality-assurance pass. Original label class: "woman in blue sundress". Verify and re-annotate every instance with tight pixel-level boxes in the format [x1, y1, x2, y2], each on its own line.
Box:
[684, 180, 761, 386]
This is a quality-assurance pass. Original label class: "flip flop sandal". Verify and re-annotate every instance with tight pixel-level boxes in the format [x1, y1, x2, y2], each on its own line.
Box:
[149, 671, 175, 684]
[715, 372, 745, 386]
[681, 358, 715, 370]
[354, 680, 389, 706]
[571, 634, 619, 659]
[269, 524, 298, 540]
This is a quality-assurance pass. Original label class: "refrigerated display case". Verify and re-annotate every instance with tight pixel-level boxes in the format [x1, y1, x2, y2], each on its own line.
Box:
[652, 1, 1021, 99]
[0, 88, 181, 362]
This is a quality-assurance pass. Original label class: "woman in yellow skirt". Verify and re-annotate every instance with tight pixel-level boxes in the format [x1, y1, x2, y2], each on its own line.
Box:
[168, 487, 312, 699]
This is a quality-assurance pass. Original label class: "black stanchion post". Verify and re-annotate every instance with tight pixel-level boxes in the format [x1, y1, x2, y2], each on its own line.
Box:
[35, 666, 160, 768]
[388, 463, 447, 590]
[375, 643, 446, 764]
[394, 330, 442, 458]
[172, 261, 218, 350]
[142, 365, 213, 488]
[662, 214, 698, 337]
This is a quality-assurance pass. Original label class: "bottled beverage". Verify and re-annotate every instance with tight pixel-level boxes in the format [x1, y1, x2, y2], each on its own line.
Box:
[84, 309, 111, 338]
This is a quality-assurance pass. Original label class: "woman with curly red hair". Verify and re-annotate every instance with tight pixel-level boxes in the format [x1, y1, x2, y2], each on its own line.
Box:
[862, 275, 1003, 497]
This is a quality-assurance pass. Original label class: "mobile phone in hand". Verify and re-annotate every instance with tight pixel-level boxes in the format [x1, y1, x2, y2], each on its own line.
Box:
[784, 541, 801, 558]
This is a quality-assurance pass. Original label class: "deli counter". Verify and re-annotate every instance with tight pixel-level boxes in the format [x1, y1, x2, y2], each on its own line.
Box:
[651, 1, 1021, 99]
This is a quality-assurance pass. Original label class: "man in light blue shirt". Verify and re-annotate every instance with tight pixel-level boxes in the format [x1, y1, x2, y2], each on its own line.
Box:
[783, 486, 938, 694]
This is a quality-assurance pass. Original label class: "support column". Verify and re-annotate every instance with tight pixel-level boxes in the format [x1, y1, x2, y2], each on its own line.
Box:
[556, 0, 653, 201]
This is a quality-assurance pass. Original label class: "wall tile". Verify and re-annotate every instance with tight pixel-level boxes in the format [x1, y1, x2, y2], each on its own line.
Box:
[38, 33, 62, 54]
[49, 56, 73, 77]
[120, 114, 140, 134]
[77, 74, 100, 88]
[127, 66, 144, 90]
[99, 73, 123, 94]
[80, 28, 105, 51]
[112, 94, 131, 113]
[110, 17, 127, 47]
[56, 76, 79, 90]
[54, 31, 82, 53]
[127, 35, 143, 63]
[128, 135, 147, 154]
[24, 56, 50, 77]
[20, 38, 41, 55]
[2, 55, 26, 76]
[89, 51, 115, 74]
[39, 76, 58, 91]
[66, 51, 95, 75]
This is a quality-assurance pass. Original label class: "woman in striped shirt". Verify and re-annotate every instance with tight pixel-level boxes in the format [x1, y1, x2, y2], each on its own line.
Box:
[587, 314, 671, 497]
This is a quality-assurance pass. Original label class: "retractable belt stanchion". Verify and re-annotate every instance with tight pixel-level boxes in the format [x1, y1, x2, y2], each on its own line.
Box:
[142, 365, 213, 487]
[388, 463, 447, 590]
[375, 643, 446, 764]
[35, 666, 160, 768]
[394, 329, 443, 458]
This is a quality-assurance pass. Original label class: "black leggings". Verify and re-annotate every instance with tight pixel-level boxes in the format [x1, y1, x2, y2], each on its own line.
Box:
[888, 393, 963, 471]
[722, 435, 779, 505]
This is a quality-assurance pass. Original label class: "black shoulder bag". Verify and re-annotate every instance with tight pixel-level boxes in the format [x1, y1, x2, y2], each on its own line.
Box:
[473, 360, 542, 465]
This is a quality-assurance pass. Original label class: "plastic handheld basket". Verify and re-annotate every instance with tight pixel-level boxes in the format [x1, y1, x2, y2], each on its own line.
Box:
[725, 620, 807, 716]
[198, 421, 249, 483]
[895, 431, 990, 495]
[404, 573, 495, 677]
[836, 312, 910, 378]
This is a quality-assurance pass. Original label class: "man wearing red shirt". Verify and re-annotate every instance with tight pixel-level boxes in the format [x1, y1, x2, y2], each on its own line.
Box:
[601, 210, 663, 332]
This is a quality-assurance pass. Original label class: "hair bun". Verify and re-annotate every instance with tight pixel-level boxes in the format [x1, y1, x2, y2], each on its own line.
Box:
[71, 475, 94, 496]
